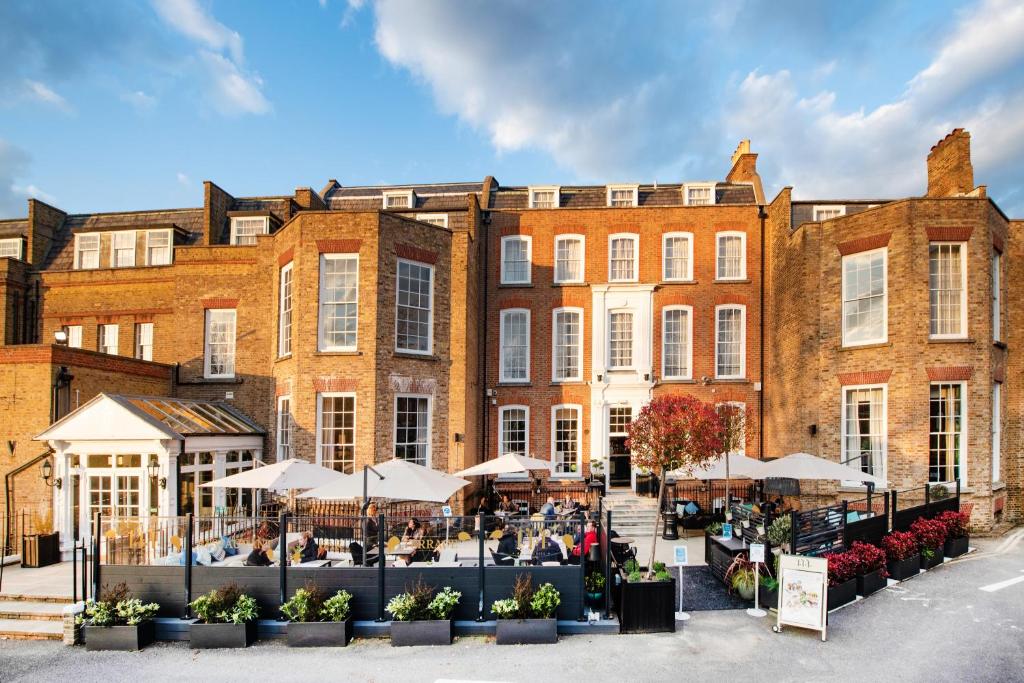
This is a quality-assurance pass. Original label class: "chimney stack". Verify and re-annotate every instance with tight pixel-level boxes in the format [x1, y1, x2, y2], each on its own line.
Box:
[926, 128, 974, 197]
[726, 139, 765, 204]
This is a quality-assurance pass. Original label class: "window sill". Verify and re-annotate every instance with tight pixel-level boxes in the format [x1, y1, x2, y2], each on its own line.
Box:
[551, 282, 589, 288]
[497, 382, 531, 388]
[712, 377, 749, 383]
[183, 377, 243, 385]
[275, 354, 293, 362]
[992, 481, 1006, 492]
[839, 341, 891, 351]
[393, 352, 440, 361]
[499, 283, 533, 288]
[315, 350, 362, 356]
[713, 278, 751, 284]
[659, 280, 698, 285]
[658, 378, 695, 384]
[927, 337, 975, 344]
[994, 341, 1007, 350]
[549, 380, 586, 386]
[550, 475, 584, 482]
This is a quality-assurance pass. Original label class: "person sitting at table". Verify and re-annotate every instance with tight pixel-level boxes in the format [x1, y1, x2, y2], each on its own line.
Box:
[540, 497, 557, 519]
[495, 520, 518, 559]
[364, 503, 379, 549]
[298, 530, 319, 563]
[571, 519, 598, 562]
[531, 529, 564, 565]
[497, 495, 517, 514]
[402, 518, 424, 543]
[245, 539, 273, 566]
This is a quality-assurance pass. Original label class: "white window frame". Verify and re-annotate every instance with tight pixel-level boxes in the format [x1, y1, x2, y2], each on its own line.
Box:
[500, 235, 532, 285]
[144, 229, 172, 266]
[929, 242, 968, 340]
[98, 324, 119, 355]
[552, 307, 583, 383]
[992, 251, 1002, 342]
[383, 190, 415, 210]
[840, 383, 888, 485]
[662, 232, 694, 281]
[608, 233, 638, 283]
[395, 258, 434, 355]
[813, 205, 847, 221]
[499, 308, 530, 383]
[394, 394, 432, 468]
[277, 395, 292, 462]
[683, 182, 715, 206]
[65, 325, 82, 348]
[415, 213, 448, 228]
[318, 254, 359, 352]
[278, 261, 293, 357]
[661, 305, 693, 380]
[74, 234, 101, 269]
[203, 308, 236, 379]
[929, 381, 968, 486]
[714, 304, 746, 379]
[134, 322, 153, 361]
[716, 231, 747, 280]
[553, 234, 585, 284]
[0, 238, 23, 259]
[528, 185, 560, 209]
[607, 309, 634, 370]
[498, 405, 530, 460]
[841, 247, 888, 347]
[316, 392, 356, 473]
[551, 404, 583, 477]
[229, 216, 269, 245]
[110, 231, 136, 268]
[606, 184, 639, 207]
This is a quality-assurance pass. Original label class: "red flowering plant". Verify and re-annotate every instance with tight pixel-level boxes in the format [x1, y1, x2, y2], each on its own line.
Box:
[627, 394, 724, 579]
[824, 551, 858, 587]
[910, 517, 947, 552]
[936, 510, 969, 540]
[846, 541, 888, 579]
[881, 531, 918, 563]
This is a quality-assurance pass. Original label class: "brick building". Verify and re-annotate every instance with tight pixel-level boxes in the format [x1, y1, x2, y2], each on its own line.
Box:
[0, 128, 1019, 547]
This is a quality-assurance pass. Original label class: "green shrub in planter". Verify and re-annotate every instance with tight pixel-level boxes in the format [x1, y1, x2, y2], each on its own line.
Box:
[82, 583, 159, 651]
[282, 583, 354, 647]
[492, 574, 560, 644]
[189, 583, 259, 649]
[387, 580, 460, 646]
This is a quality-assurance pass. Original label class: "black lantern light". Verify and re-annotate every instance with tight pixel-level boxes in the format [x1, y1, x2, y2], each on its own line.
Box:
[41, 459, 61, 489]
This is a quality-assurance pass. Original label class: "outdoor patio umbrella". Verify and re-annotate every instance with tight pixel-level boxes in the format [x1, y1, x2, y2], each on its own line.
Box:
[298, 458, 470, 503]
[454, 452, 552, 477]
[199, 457, 346, 492]
[676, 453, 766, 480]
[756, 452, 886, 487]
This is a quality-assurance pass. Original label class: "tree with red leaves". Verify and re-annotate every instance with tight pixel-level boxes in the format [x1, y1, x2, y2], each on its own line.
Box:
[627, 394, 724, 578]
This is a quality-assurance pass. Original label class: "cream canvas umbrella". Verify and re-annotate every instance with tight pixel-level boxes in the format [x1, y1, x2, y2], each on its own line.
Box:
[454, 453, 552, 477]
[200, 458, 346, 492]
[299, 458, 470, 503]
[675, 453, 766, 480]
[757, 452, 886, 486]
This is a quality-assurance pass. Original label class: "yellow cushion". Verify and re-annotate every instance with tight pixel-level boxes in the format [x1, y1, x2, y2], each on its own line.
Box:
[489, 529, 503, 540]
[387, 536, 400, 551]
[457, 531, 471, 542]
[562, 534, 575, 549]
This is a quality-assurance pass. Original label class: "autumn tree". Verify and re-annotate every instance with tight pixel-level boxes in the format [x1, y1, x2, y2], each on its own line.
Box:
[716, 403, 747, 508]
[627, 394, 724, 578]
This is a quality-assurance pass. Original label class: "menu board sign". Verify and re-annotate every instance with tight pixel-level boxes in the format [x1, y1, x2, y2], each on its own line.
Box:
[773, 554, 829, 641]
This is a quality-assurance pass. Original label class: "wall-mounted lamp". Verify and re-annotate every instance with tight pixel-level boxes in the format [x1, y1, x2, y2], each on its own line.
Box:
[148, 460, 167, 489]
[41, 459, 61, 490]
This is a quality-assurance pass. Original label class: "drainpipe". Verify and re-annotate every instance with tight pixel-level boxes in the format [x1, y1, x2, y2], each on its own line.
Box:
[480, 210, 490, 482]
[758, 204, 767, 459]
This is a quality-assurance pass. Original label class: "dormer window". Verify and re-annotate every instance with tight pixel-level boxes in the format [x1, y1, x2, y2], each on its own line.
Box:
[0, 238, 22, 259]
[74, 234, 100, 269]
[813, 205, 846, 221]
[607, 185, 638, 208]
[416, 213, 449, 228]
[383, 190, 415, 209]
[529, 186, 560, 209]
[684, 183, 715, 206]
[111, 231, 136, 268]
[230, 216, 269, 245]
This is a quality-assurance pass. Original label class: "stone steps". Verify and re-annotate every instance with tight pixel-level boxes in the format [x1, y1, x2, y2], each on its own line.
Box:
[0, 594, 71, 639]
[0, 593, 73, 604]
[0, 617, 63, 640]
[0, 600, 66, 621]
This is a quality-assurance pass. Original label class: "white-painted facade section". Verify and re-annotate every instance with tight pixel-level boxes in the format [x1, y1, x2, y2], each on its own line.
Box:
[590, 284, 655, 491]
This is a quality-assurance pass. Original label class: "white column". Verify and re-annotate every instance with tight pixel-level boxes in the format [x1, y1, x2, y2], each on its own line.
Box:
[163, 442, 179, 517]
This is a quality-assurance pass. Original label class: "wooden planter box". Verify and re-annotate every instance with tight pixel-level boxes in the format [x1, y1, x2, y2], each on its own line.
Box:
[22, 533, 60, 568]
[189, 621, 256, 649]
[944, 535, 969, 558]
[921, 550, 944, 570]
[619, 578, 675, 634]
[758, 584, 779, 611]
[390, 620, 452, 647]
[887, 554, 920, 581]
[84, 622, 155, 651]
[827, 578, 857, 611]
[287, 617, 353, 647]
[495, 618, 557, 645]
[857, 568, 887, 597]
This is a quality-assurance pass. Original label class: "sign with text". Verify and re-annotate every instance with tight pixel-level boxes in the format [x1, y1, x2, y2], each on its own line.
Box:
[442, 505, 452, 518]
[721, 523, 733, 540]
[673, 545, 689, 566]
[775, 554, 829, 641]
[749, 543, 765, 564]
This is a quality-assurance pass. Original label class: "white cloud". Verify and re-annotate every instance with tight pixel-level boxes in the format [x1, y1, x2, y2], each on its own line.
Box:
[120, 90, 158, 110]
[23, 79, 71, 111]
[176, 172, 191, 186]
[199, 50, 271, 116]
[12, 183, 58, 205]
[0, 140, 55, 214]
[151, 0, 244, 63]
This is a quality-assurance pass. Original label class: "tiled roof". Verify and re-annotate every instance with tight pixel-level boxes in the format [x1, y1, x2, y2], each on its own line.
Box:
[0, 219, 28, 239]
[325, 182, 484, 200]
[328, 195, 472, 211]
[490, 182, 757, 209]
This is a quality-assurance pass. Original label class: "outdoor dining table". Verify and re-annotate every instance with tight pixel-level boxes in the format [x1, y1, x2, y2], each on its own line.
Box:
[610, 536, 635, 546]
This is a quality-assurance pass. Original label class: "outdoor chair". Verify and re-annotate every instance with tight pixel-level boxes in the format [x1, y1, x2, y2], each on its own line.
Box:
[349, 541, 379, 567]
[489, 548, 515, 566]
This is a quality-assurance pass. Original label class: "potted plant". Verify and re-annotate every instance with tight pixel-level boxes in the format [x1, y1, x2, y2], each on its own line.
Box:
[492, 574, 560, 645]
[189, 583, 259, 649]
[937, 510, 970, 557]
[387, 580, 460, 646]
[910, 516, 947, 570]
[619, 560, 676, 634]
[282, 583, 354, 647]
[758, 574, 779, 611]
[882, 530, 921, 581]
[585, 571, 606, 608]
[22, 508, 60, 568]
[766, 515, 792, 554]
[847, 541, 888, 597]
[81, 583, 159, 651]
[825, 551, 858, 610]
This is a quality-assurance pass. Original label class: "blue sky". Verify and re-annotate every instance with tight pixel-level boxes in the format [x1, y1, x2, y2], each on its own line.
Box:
[1, 0, 1023, 217]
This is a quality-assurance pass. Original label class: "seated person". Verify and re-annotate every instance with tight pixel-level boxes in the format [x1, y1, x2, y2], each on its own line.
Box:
[571, 519, 598, 561]
[495, 520, 518, 560]
[531, 530, 564, 565]
[245, 539, 273, 567]
[363, 503, 379, 550]
[298, 530, 319, 563]
[402, 518, 424, 544]
[540, 497, 557, 520]
[497, 495, 517, 514]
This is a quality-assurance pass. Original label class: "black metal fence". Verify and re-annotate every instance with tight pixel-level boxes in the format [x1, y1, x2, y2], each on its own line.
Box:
[891, 483, 962, 532]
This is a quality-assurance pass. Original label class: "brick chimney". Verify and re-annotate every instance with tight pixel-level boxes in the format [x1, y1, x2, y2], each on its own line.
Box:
[927, 128, 974, 197]
[726, 139, 765, 204]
